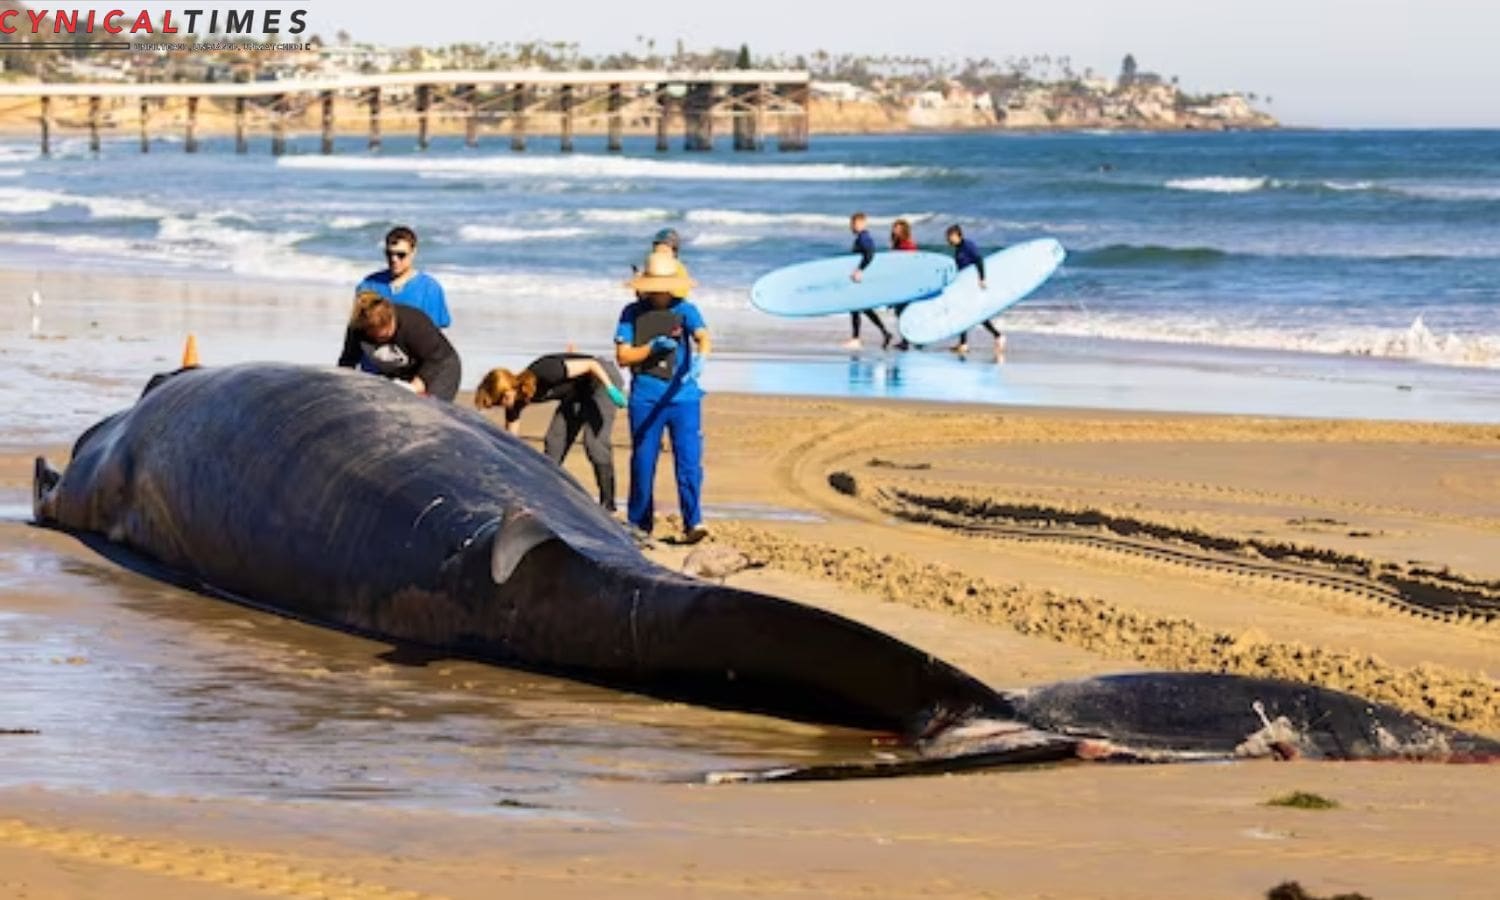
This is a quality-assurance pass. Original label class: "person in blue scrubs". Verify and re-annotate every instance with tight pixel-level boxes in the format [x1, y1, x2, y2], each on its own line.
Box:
[356, 225, 451, 329]
[614, 249, 712, 545]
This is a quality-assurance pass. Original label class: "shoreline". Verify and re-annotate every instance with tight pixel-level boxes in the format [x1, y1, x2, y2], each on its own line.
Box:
[5, 264, 1500, 438]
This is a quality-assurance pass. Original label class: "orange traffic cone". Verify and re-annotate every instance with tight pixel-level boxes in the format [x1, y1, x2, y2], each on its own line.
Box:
[181, 333, 200, 368]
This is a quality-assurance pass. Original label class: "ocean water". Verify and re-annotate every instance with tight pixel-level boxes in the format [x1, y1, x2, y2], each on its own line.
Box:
[2, 129, 1499, 426]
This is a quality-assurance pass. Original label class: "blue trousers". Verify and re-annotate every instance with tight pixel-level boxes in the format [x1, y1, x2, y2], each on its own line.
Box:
[627, 395, 703, 533]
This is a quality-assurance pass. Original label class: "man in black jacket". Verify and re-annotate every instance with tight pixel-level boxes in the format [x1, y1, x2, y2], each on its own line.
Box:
[338, 291, 461, 401]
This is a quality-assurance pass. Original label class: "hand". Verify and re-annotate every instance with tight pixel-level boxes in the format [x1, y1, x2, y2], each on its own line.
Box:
[687, 354, 705, 382]
[409, 377, 427, 395]
[649, 335, 679, 354]
[850, 269, 864, 283]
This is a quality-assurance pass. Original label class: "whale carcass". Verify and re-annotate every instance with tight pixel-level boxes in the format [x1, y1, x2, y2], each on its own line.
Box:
[33, 364, 1500, 779]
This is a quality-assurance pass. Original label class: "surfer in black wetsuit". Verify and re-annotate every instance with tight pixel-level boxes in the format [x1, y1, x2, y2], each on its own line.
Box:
[845, 211, 894, 350]
[947, 224, 1004, 357]
[475, 353, 627, 511]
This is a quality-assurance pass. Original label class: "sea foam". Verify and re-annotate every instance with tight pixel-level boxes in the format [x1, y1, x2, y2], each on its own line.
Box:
[277, 154, 914, 182]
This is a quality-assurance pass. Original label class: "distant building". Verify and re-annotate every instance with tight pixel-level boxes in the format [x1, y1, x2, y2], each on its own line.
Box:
[811, 80, 878, 103]
[317, 44, 397, 75]
[59, 58, 132, 82]
[908, 89, 945, 110]
[1188, 95, 1257, 120]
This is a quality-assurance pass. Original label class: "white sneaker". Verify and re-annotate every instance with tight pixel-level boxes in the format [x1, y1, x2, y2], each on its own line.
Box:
[841, 337, 862, 350]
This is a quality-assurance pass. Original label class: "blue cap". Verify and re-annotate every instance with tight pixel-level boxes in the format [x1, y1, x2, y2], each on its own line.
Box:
[652, 228, 680, 250]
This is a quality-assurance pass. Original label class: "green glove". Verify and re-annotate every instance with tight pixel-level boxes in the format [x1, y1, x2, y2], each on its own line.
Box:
[605, 384, 627, 408]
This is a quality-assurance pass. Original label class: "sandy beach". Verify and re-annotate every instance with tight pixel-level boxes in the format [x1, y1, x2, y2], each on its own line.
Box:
[4, 382, 1499, 898]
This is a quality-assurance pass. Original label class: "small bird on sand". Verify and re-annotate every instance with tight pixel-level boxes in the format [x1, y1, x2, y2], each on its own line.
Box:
[682, 545, 767, 584]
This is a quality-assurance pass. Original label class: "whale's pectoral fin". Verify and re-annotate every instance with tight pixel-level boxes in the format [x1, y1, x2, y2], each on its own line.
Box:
[32, 456, 60, 524]
[490, 507, 564, 585]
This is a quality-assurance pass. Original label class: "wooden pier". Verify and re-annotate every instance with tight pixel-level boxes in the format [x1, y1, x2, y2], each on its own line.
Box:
[0, 70, 812, 155]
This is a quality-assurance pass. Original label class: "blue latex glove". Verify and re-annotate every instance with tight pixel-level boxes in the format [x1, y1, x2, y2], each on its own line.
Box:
[649, 335, 678, 355]
[687, 354, 705, 383]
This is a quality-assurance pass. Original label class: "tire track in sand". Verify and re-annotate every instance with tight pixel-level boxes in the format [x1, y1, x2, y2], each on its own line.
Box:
[0, 818, 438, 900]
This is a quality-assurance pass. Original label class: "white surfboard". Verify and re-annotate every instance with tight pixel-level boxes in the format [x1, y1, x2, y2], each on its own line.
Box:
[751, 251, 956, 317]
[897, 239, 1066, 345]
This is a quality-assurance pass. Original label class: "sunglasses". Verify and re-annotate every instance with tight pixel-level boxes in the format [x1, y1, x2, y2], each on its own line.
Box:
[385, 249, 410, 260]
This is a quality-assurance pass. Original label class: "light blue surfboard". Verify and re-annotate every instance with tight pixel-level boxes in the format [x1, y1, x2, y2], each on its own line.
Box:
[897, 239, 1066, 345]
[751, 251, 957, 317]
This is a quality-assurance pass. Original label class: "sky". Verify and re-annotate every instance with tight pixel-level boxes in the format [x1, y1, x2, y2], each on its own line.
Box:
[126, 1, 1500, 127]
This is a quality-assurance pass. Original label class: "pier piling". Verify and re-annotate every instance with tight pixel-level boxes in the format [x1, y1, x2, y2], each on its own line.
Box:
[684, 82, 713, 151]
[368, 87, 381, 151]
[734, 83, 765, 151]
[656, 93, 670, 153]
[39, 96, 50, 156]
[462, 85, 478, 148]
[559, 84, 574, 152]
[270, 94, 286, 156]
[87, 96, 100, 154]
[320, 90, 335, 154]
[510, 84, 528, 152]
[185, 96, 199, 153]
[416, 84, 431, 151]
[777, 83, 810, 152]
[607, 83, 623, 152]
[234, 97, 247, 153]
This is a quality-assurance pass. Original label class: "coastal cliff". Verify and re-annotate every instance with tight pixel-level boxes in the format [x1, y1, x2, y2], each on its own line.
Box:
[812, 82, 1276, 133]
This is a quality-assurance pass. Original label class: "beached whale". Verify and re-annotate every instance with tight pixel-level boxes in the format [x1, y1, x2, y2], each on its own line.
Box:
[32, 364, 1500, 780]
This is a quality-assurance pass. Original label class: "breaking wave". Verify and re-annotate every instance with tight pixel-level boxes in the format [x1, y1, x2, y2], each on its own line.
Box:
[1007, 309, 1500, 369]
[1164, 176, 1269, 194]
[457, 224, 592, 243]
[0, 187, 168, 219]
[277, 154, 916, 182]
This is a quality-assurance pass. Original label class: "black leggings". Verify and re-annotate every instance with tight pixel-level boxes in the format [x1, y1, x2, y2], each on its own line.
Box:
[849, 309, 889, 338]
[958, 320, 1002, 344]
[541, 362, 622, 510]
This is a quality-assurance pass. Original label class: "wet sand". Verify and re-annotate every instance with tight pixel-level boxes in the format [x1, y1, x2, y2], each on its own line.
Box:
[3, 394, 1500, 898]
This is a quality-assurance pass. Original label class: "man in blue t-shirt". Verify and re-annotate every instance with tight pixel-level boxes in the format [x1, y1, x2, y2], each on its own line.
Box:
[614, 249, 711, 545]
[356, 225, 451, 329]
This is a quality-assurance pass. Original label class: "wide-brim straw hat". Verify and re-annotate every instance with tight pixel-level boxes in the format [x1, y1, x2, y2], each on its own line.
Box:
[627, 249, 695, 298]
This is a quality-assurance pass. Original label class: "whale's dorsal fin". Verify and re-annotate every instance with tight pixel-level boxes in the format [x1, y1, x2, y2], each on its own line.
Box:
[490, 508, 561, 585]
